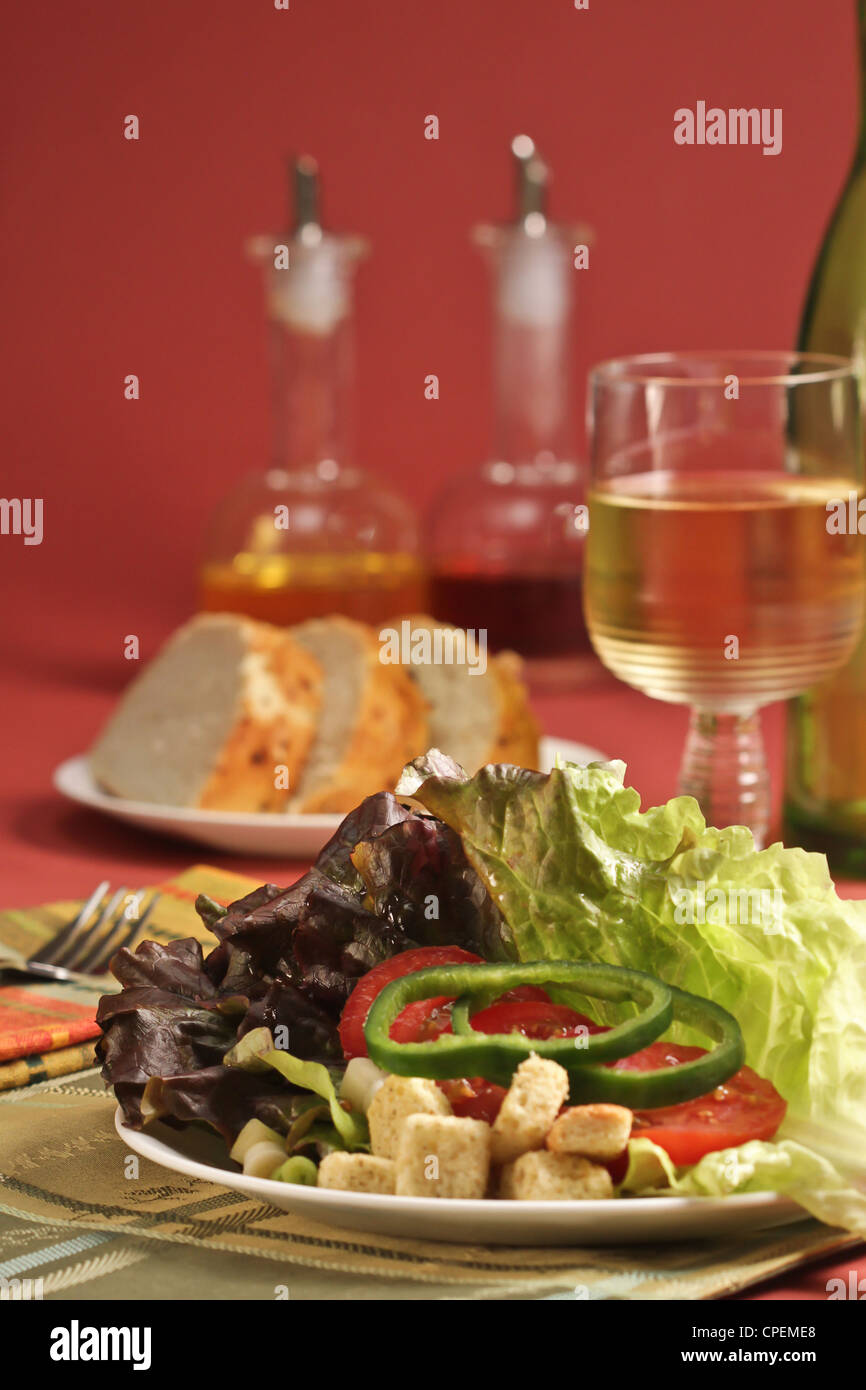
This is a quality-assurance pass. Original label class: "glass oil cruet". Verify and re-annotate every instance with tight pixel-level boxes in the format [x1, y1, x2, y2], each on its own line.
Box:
[199, 157, 426, 627]
[426, 136, 594, 689]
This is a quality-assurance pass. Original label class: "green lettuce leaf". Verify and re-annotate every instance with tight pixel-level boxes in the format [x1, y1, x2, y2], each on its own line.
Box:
[622, 1136, 866, 1234]
[620, 1136, 679, 1192]
[404, 756, 866, 1233]
[259, 1049, 369, 1150]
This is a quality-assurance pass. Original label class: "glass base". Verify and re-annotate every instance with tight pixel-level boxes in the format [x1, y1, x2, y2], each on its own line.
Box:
[783, 801, 866, 876]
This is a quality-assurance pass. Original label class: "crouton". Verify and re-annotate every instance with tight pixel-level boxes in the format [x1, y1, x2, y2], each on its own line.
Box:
[367, 1075, 452, 1160]
[490, 1054, 570, 1165]
[395, 1114, 491, 1198]
[545, 1103, 633, 1161]
[499, 1150, 614, 1201]
[317, 1152, 396, 1195]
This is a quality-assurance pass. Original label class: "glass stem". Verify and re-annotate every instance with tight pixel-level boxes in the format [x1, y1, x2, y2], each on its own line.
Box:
[679, 709, 770, 847]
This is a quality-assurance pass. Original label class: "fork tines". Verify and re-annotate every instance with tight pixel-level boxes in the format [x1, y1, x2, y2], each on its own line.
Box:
[27, 882, 160, 979]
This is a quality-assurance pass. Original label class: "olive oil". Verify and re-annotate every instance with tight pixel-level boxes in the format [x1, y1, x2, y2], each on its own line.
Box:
[200, 551, 427, 627]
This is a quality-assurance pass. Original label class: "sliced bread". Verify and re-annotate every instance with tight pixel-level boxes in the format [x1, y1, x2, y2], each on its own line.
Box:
[288, 616, 428, 813]
[90, 613, 321, 811]
[384, 614, 540, 774]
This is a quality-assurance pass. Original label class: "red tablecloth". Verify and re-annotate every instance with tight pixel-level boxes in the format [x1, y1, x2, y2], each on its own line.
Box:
[1, 629, 863, 1301]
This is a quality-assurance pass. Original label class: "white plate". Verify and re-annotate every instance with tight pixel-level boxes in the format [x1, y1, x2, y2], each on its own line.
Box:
[54, 736, 607, 858]
[116, 1110, 803, 1247]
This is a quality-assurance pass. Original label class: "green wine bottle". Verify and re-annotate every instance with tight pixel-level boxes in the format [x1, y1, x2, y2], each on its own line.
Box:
[784, 1, 866, 870]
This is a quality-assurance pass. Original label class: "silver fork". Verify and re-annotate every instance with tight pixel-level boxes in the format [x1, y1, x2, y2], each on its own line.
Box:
[24, 881, 161, 982]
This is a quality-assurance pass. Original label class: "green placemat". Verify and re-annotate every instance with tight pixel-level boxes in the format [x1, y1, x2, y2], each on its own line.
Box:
[0, 1068, 860, 1301]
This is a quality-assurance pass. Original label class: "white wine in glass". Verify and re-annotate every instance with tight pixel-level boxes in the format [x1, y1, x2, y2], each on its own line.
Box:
[585, 352, 865, 846]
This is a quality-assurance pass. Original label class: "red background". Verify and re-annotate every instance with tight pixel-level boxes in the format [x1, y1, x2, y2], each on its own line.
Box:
[1, 0, 859, 632]
[1, 3, 864, 1300]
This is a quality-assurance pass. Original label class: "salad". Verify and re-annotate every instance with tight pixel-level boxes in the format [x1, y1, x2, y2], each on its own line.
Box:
[97, 754, 866, 1231]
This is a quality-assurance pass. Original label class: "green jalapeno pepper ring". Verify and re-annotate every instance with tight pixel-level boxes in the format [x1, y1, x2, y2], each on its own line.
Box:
[363, 961, 674, 1087]
[553, 985, 746, 1108]
[451, 979, 745, 1108]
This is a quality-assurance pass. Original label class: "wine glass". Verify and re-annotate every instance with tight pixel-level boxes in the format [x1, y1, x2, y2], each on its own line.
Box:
[584, 351, 865, 847]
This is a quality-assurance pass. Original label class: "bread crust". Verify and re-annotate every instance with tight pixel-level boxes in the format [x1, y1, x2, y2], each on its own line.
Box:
[291, 617, 429, 814]
[198, 620, 321, 812]
[387, 613, 540, 772]
[486, 649, 541, 768]
[93, 609, 535, 815]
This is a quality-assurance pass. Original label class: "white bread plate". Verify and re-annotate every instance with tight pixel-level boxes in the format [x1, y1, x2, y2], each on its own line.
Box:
[53, 735, 607, 857]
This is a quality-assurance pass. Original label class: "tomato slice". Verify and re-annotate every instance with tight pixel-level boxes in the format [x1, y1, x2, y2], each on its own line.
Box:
[469, 999, 606, 1039]
[438, 1076, 507, 1124]
[337, 947, 483, 1059]
[388, 997, 454, 1044]
[386, 992, 560, 1046]
[615, 1042, 787, 1166]
[499, 985, 555, 1004]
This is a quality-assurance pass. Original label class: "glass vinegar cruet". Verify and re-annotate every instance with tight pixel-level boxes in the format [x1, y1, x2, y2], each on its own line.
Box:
[199, 157, 426, 627]
[426, 136, 595, 690]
